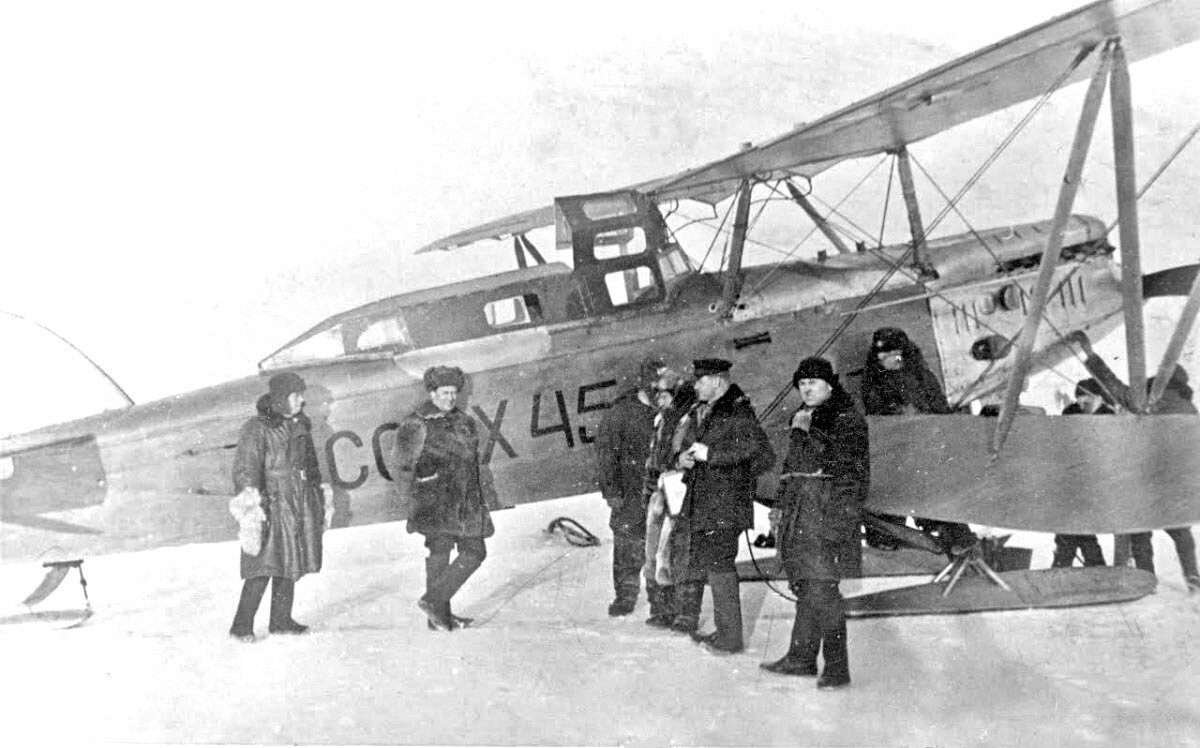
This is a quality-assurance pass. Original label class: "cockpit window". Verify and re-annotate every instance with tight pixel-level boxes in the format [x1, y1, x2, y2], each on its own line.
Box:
[355, 315, 414, 352]
[658, 243, 694, 282]
[262, 311, 413, 368]
[484, 293, 543, 329]
[594, 227, 648, 259]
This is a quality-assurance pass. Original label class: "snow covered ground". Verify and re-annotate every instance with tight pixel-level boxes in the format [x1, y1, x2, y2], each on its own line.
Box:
[2, 494, 1198, 746]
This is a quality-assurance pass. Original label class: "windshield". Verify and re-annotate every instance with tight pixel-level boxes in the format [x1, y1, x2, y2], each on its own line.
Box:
[262, 311, 414, 369]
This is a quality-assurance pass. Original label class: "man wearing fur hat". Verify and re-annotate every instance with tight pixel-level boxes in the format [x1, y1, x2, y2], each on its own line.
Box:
[861, 327, 976, 554]
[228, 371, 326, 642]
[675, 358, 774, 654]
[390, 366, 495, 631]
[761, 357, 867, 689]
[595, 357, 668, 617]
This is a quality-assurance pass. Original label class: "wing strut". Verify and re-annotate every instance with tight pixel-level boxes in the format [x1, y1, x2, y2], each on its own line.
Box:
[512, 234, 545, 269]
[1147, 265, 1200, 409]
[718, 179, 753, 318]
[895, 147, 931, 274]
[784, 180, 854, 255]
[1111, 40, 1148, 412]
[992, 40, 1115, 455]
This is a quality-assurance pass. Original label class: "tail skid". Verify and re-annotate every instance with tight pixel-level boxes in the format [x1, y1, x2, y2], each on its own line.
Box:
[5, 558, 93, 629]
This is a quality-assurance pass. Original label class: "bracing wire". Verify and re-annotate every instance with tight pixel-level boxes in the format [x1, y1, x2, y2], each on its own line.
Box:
[746, 155, 892, 298]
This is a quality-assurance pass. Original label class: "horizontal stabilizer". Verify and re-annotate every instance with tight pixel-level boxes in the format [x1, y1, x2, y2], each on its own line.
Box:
[0, 435, 106, 517]
[1, 512, 103, 534]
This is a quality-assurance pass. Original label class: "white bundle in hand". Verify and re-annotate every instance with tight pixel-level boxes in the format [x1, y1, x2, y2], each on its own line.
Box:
[228, 487, 266, 555]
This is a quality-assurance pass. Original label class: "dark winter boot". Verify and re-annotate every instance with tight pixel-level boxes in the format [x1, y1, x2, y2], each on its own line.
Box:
[1129, 532, 1155, 573]
[419, 597, 455, 631]
[427, 601, 472, 631]
[760, 595, 819, 676]
[1080, 536, 1106, 567]
[608, 591, 638, 617]
[670, 580, 704, 634]
[814, 581, 850, 690]
[693, 571, 743, 654]
[268, 577, 308, 634]
[645, 584, 676, 628]
[1167, 526, 1199, 587]
[230, 576, 269, 641]
[447, 601, 474, 628]
[1051, 535, 1077, 568]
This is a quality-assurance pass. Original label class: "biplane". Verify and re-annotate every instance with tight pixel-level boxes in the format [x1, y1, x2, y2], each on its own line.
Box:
[3, 0, 1200, 619]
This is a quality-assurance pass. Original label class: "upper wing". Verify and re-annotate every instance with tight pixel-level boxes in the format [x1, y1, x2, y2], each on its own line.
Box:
[648, 0, 1200, 202]
[417, 0, 1200, 254]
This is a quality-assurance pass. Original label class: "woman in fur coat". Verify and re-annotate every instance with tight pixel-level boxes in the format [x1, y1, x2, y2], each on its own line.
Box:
[390, 365, 495, 631]
[228, 372, 325, 642]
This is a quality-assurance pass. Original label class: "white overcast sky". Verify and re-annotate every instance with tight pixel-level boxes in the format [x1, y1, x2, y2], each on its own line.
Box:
[1, 0, 1197, 434]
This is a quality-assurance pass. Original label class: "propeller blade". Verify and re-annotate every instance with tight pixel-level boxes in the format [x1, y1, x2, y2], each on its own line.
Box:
[1143, 264, 1200, 298]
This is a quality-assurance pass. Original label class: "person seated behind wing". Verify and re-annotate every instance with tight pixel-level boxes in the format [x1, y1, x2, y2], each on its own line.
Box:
[860, 327, 977, 554]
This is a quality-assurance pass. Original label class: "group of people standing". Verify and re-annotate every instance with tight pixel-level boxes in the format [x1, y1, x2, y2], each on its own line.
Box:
[1050, 332, 1200, 589]
[596, 354, 869, 690]
[222, 326, 1198, 668]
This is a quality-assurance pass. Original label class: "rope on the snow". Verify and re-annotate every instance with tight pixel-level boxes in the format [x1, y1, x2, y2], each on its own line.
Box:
[546, 517, 600, 547]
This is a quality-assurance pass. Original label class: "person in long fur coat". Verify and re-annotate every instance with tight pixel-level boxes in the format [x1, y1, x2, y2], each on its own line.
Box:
[860, 327, 975, 553]
[389, 365, 495, 631]
[762, 357, 868, 690]
[228, 372, 326, 642]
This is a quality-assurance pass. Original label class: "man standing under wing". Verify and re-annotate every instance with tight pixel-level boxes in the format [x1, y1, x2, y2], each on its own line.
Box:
[677, 358, 774, 654]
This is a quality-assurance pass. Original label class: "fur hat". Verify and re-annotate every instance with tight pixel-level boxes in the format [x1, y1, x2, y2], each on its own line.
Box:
[637, 357, 667, 390]
[871, 327, 910, 353]
[268, 372, 306, 405]
[692, 358, 732, 378]
[423, 365, 466, 391]
[1075, 378, 1104, 398]
[792, 357, 838, 388]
